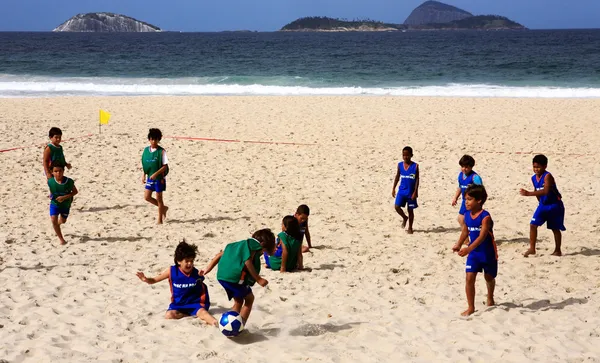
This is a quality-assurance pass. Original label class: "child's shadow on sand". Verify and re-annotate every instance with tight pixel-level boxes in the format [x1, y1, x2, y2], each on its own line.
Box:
[497, 297, 588, 311]
[563, 247, 600, 257]
[230, 322, 362, 345]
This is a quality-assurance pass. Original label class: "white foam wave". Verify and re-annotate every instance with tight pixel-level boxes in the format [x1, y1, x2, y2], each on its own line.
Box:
[0, 77, 599, 98]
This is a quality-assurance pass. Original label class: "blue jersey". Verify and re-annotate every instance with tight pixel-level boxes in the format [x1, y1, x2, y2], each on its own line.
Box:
[465, 210, 497, 259]
[458, 171, 481, 199]
[532, 171, 562, 205]
[398, 162, 418, 196]
[169, 265, 208, 307]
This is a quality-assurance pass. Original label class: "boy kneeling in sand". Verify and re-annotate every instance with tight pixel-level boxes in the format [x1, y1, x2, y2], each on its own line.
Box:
[452, 185, 497, 316]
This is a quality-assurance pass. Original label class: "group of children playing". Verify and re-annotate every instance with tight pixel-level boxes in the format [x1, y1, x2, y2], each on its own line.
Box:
[43, 126, 313, 326]
[43, 127, 566, 321]
[393, 146, 566, 315]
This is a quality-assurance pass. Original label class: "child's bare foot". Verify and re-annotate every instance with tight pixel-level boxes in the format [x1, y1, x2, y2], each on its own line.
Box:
[486, 297, 495, 307]
[162, 206, 169, 219]
[551, 250, 562, 256]
[59, 238, 67, 245]
[406, 228, 414, 234]
[461, 308, 475, 316]
[401, 216, 408, 228]
[523, 249, 536, 257]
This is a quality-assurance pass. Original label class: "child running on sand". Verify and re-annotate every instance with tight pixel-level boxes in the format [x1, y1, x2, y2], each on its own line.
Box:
[392, 146, 419, 234]
[202, 229, 275, 325]
[47, 161, 78, 245]
[265, 215, 303, 272]
[451, 155, 483, 227]
[453, 185, 497, 316]
[519, 154, 565, 257]
[136, 240, 217, 326]
[43, 127, 71, 178]
[141, 128, 169, 224]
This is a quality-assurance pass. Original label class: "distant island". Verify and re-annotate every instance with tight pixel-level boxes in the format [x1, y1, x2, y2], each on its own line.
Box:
[53, 13, 161, 32]
[280, 1, 526, 32]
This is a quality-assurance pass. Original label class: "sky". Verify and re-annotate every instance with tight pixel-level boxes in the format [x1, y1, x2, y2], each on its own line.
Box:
[2, 0, 599, 31]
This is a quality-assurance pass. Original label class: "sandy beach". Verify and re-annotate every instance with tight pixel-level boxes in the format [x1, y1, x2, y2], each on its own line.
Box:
[1, 96, 600, 362]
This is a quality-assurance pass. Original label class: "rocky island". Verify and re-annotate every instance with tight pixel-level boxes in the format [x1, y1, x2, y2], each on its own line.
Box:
[53, 13, 161, 32]
[280, 1, 526, 32]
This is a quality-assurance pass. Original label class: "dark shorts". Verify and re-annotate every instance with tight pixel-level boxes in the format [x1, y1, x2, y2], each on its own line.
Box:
[395, 194, 418, 209]
[49, 204, 70, 219]
[218, 280, 252, 300]
[145, 178, 166, 193]
[531, 201, 565, 231]
[466, 252, 498, 278]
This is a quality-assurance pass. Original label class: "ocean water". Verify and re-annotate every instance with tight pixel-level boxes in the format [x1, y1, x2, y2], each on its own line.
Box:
[0, 30, 599, 98]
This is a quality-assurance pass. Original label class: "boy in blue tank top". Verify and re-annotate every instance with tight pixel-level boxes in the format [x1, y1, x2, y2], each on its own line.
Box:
[453, 184, 497, 316]
[137, 240, 217, 326]
[141, 128, 169, 224]
[519, 154, 565, 257]
[392, 146, 419, 234]
[451, 155, 483, 227]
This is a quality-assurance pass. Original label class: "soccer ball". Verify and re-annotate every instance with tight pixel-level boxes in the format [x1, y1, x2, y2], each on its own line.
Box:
[219, 311, 244, 337]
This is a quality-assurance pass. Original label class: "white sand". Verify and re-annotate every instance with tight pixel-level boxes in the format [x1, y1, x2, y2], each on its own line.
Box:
[1, 96, 599, 362]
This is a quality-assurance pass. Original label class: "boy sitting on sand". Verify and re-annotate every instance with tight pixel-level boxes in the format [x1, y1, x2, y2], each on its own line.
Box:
[294, 204, 312, 252]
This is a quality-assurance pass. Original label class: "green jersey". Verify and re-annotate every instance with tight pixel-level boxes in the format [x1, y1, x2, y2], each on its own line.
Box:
[268, 232, 301, 271]
[141, 146, 168, 179]
[46, 143, 66, 166]
[217, 238, 263, 286]
[48, 177, 75, 208]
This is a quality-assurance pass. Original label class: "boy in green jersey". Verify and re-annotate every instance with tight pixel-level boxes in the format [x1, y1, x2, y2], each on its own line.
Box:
[202, 229, 275, 325]
[47, 161, 78, 245]
[43, 127, 72, 179]
[141, 128, 169, 224]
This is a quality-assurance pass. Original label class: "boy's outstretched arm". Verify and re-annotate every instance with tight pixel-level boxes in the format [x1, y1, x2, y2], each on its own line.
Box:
[458, 217, 492, 257]
[412, 166, 420, 200]
[520, 174, 555, 197]
[305, 223, 312, 248]
[137, 268, 169, 284]
[297, 246, 304, 270]
[202, 251, 223, 275]
[452, 223, 469, 252]
[392, 166, 400, 197]
[244, 253, 268, 287]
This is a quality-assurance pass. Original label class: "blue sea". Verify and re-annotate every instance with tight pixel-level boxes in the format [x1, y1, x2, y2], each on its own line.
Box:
[0, 30, 599, 98]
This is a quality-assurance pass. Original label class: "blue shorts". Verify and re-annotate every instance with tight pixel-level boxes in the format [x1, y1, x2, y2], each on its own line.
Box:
[466, 252, 497, 278]
[395, 193, 418, 209]
[168, 302, 210, 316]
[218, 280, 252, 301]
[49, 204, 70, 219]
[459, 200, 467, 215]
[264, 243, 283, 268]
[531, 201, 565, 231]
[145, 178, 166, 193]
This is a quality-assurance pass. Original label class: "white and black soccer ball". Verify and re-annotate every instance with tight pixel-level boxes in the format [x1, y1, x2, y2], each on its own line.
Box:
[219, 311, 244, 337]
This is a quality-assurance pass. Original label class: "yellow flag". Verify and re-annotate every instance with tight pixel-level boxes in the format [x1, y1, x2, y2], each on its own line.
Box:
[99, 109, 111, 125]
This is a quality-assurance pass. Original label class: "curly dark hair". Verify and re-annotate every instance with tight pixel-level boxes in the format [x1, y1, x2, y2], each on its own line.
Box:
[148, 128, 163, 141]
[251, 228, 276, 253]
[174, 240, 197, 265]
[465, 184, 488, 206]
